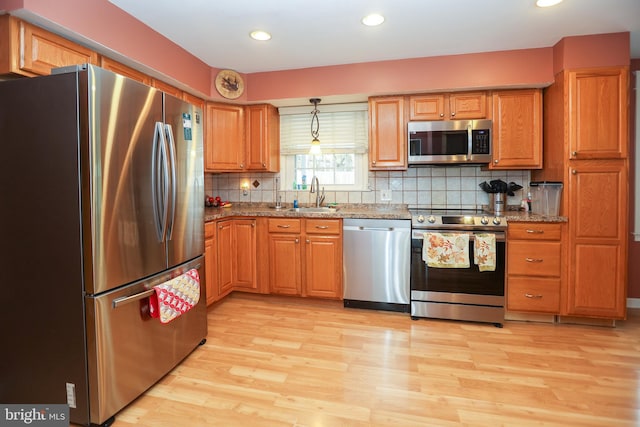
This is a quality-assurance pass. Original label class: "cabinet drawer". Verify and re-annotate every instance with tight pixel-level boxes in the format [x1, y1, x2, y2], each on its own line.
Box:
[305, 219, 341, 235]
[508, 222, 562, 241]
[205, 222, 216, 239]
[508, 241, 561, 276]
[507, 277, 560, 313]
[268, 218, 301, 233]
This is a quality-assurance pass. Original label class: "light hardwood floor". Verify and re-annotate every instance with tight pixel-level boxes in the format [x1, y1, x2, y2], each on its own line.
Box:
[109, 293, 640, 427]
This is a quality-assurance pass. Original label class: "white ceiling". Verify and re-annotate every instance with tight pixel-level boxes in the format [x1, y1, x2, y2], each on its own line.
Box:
[107, 0, 640, 74]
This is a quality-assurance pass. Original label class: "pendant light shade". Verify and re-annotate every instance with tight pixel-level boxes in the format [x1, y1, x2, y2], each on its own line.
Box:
[309, 98, 321, 155]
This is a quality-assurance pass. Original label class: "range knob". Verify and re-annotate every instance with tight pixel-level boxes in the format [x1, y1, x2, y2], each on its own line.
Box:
[480, 216, 489, 225]
[417, 215, 425, 223]
[427, 215, 436, 224]
[492, 217, 502, 225]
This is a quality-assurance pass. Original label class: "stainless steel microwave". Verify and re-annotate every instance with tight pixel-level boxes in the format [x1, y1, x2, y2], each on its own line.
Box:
[408, 119, 492, 165]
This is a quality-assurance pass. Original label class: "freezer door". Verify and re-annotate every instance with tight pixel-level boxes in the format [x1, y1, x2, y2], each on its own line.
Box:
[163, 94, 204, 268]
[85, 257, 207, 425]
[86, 66, 166, 294]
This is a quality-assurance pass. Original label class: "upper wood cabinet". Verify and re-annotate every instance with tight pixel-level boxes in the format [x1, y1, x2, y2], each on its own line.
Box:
[205, 102, 245, 171]
[368, 96, 407, 170]
[409, 91, 489, 120]
[205, 102, 280, 172]
[567, 67, 628, 160]
[152, 78, 183, 99]
[182, 92, 205, 110]
[0, 15, 98, 76]
[245, 104, 280, 172]
[99, 57, 150, 84]
[490, 89, 543, 169]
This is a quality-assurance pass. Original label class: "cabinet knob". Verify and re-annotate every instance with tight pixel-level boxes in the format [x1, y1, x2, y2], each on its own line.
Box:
[295, 238, 299, 243]
[451, 112, 456, 117]
[306, 239, 310, 243]
[571, 151, 577, 157]
[439, 113, 444, 117]
[262, 163, 266, 167]
[525, 293, 543, 299]
[493, 159, 499, 164]
[572, 169, 577, 175]
[251, 223, 255, 227]
[372, 160, 376, 164]
[240, 163, 245, 168]
[219, 225, 223, 229]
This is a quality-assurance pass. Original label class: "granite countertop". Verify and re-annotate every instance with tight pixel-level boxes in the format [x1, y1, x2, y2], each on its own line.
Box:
[205, 203, 412, 222]
[205, 203, 567, 223]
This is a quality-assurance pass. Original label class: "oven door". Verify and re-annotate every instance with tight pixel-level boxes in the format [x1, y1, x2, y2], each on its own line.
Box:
[410, 229, 505, 297]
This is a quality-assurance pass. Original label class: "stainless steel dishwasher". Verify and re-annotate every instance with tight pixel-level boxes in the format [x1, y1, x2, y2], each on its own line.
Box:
[343, 218, 411, 312]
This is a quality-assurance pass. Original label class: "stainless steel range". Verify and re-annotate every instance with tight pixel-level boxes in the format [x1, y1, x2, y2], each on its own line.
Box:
[409, 209, 507, 327]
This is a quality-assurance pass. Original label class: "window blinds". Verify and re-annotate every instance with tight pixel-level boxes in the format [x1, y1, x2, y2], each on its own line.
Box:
[279, 103, 368, 155]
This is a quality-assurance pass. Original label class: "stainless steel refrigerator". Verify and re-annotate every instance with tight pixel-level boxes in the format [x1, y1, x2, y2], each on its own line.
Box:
[0, 64, 207, 426]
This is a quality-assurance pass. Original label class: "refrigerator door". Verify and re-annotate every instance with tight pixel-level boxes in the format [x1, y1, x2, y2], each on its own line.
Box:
[163, 94, 204, 268]
[86, 66, 167, 294]
[85, 257, 207, 425]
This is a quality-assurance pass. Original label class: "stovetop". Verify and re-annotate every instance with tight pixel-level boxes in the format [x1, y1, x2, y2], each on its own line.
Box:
[409, 208, 507, 229]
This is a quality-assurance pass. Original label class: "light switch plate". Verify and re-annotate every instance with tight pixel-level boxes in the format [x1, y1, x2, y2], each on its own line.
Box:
[380, 189, 392, 201]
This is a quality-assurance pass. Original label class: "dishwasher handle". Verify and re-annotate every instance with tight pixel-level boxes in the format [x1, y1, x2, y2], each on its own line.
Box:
[343, 225, 409, 232]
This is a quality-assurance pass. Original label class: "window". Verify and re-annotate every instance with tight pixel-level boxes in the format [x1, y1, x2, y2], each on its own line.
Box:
[279, 103, 369, 191]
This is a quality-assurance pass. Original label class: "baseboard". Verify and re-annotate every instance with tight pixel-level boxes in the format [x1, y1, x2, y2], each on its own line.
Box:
[627, 298, 640, 308]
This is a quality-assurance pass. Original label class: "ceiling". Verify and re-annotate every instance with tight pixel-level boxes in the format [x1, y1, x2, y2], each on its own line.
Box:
[107, 0, 640, 74]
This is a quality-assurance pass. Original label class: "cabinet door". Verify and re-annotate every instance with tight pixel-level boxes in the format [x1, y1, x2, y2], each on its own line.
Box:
[568, 67, 628, 159]
[20, 20, 98, 76]
[217, 220, 234, 297]
[448, 92, 488, 119]
[304, 235, 343, 299]
[205, 103, 245, 171]
[233, 219, 257, 291]
[152, 79, 183, 98]
[269, 234, 302, 295]
[245, 104, 280, 172]
[491, 89, 542, 169]
[409, 95, 445, 120]
[100, 57, 151, 85]
[204, 226, 218, 306]
[566, 160, 627, 318]
[368, 96, 407, 170]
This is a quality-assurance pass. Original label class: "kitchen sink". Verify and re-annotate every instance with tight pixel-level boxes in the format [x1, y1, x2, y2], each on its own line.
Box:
[288, 207, 338, 213]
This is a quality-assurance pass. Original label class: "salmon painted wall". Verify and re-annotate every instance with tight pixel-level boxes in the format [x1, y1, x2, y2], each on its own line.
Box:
[247, 48, 554, 104]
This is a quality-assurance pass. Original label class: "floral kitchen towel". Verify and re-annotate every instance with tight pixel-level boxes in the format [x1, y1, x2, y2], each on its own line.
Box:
[149, 268, 200, 324]
[422, 232, 470, 268]
[474, 233, 496, 272]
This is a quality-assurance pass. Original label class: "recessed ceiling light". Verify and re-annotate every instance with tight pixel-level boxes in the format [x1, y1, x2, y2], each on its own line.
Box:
[250, 30, 271, 41]
[362, 13, 385, 27]
[536, 0, 563, 7]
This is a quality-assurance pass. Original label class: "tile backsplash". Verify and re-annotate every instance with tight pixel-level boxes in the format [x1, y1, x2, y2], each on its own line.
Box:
[206, 166, 531, 210]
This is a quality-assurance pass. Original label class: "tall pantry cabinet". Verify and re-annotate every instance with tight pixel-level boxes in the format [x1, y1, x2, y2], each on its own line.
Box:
[533, 66, 629, 320]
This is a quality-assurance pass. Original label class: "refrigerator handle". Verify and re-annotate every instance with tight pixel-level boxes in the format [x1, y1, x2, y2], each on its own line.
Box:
[164, 124, 177, 241]
[152, 121, 170, 242]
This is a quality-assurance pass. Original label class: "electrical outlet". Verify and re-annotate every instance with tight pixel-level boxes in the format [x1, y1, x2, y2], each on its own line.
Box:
[380, 189, 392, 201]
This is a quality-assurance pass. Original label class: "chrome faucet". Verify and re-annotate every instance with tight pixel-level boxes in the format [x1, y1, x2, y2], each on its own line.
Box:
[310, 175, 325, 207]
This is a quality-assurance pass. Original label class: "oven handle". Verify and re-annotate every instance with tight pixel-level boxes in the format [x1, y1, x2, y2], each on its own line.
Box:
[412, 230, 506, 242]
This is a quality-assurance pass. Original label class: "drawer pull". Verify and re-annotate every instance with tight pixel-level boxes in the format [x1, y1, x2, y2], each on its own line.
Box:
[525, 293, 543, 299]
[277, 224, 291, 229]
[315, 225, 329, 229]
[526, 229, 544, 234]
[525, 257, 544, 263]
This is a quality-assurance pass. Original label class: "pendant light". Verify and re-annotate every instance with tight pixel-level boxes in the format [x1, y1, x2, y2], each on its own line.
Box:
[309, 98, 321, 155]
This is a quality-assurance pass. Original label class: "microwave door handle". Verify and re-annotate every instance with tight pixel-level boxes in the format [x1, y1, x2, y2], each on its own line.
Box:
[467, 123, 472, 161]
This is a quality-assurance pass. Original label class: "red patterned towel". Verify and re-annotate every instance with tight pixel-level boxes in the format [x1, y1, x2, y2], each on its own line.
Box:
[149, 269, 200, 324]
[473, 233, 496, 272]
[422, 232, 470, 268]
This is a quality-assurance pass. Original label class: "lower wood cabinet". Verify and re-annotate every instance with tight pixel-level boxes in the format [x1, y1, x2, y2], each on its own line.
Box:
[268, 217, 343, 299]
[506, 222, 564, 314]
[204, 222, 218, 306]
